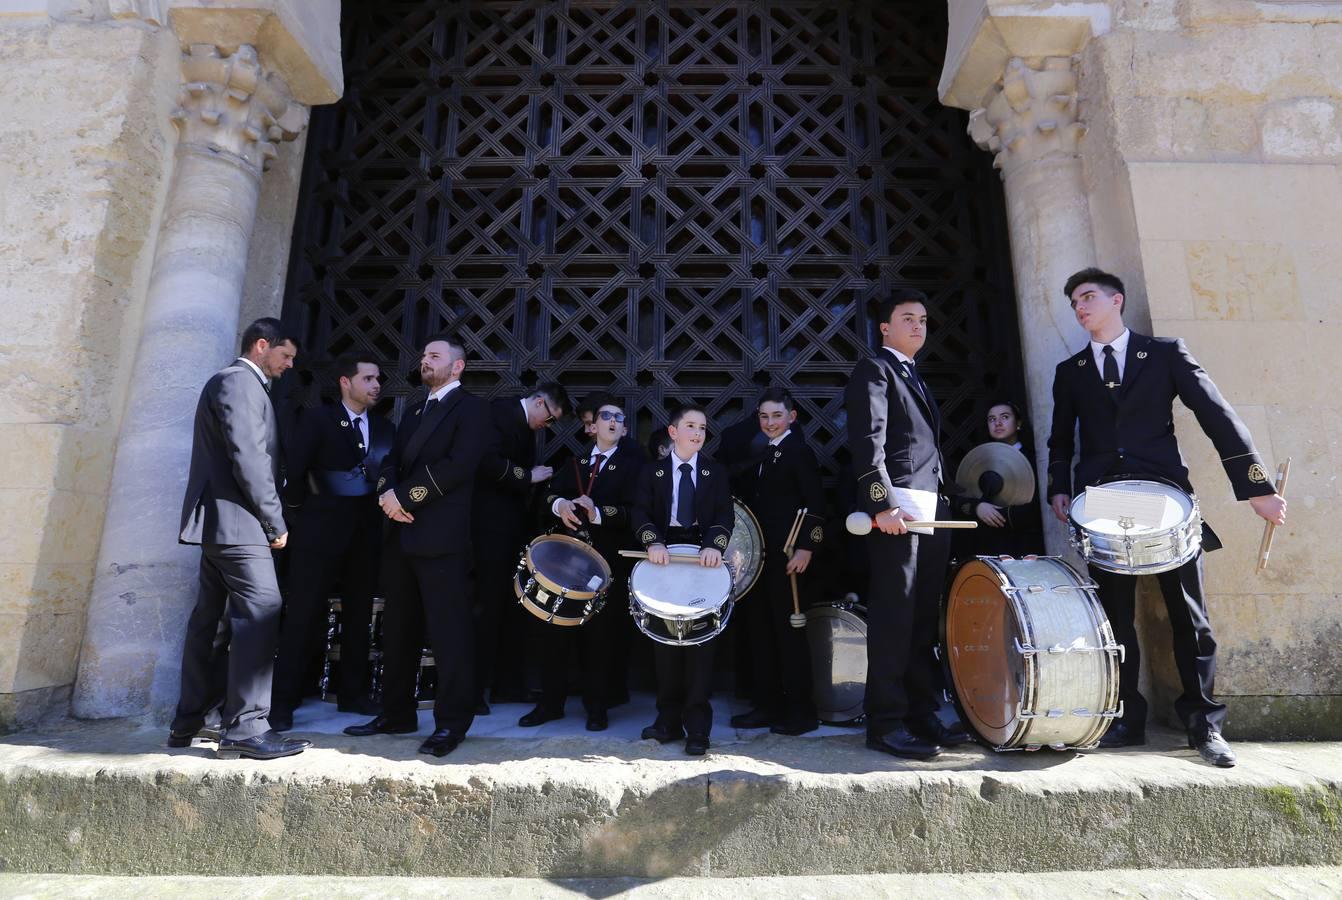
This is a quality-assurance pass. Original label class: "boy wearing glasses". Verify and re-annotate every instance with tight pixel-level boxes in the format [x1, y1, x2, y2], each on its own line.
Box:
[472, 382, 570, 710]
[522, 395, 645, 731]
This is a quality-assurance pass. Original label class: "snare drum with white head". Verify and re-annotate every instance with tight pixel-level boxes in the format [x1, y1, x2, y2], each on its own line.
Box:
[1068, 479, 1201, 575]
[629, 544, 735, 645]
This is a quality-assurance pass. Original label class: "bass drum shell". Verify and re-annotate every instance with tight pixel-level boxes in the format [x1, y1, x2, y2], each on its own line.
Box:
[944, 557, 1120, 751]
[726, 498, 765, 601]
[806, 603, 867, 725]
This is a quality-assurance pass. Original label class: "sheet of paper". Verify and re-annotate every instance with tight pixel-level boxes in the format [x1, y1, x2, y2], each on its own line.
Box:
[1083, 485, 1168, 529]
[892, 487, 938, 536]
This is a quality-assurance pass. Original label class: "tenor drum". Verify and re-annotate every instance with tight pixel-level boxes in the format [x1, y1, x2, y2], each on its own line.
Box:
[629, 544, 735, 645]
[806, 601, 867, 725]
[322, 597, 434, 710]
[1068, 479, 1201, 575]
[944, 557, 1122, 751]
[726, 498, 765, 601]
[513, 533, 613, 626]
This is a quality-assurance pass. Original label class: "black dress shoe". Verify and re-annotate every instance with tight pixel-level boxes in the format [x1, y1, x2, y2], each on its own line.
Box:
[1098, 722, 1146, 748]
[771, 717, 819, 736]
[908, 715, 971, 747]
[730, 708, 774, 729]
[518, 705, 565, 727]
[586, 710, 609, 732]
[216, 730, 311, 760]
[1189, 731, 1237, 768]
[684, 735, 709, 756]
[641, 724, 685, 744]
[343, 715, 418, 737]
[866, 724, 942, 760]
[166, 726, 221, 748]
[419, 728, 464, 757]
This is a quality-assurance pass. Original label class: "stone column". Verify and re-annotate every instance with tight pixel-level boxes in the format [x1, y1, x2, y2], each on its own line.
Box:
[966, 56, 1095, 553]
[72, 43, 307, 720]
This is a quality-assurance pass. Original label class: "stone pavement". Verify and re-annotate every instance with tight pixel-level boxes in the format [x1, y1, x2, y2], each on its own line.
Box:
[1, 697, 1340, 878]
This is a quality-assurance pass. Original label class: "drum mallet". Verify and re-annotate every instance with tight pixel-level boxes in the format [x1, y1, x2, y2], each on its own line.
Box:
[844, 511, 978, 534]
[1256, 457, 1291, 573]
[783, 508, 808, 629]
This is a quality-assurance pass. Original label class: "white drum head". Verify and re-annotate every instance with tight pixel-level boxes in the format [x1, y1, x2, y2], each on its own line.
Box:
[630, 543, 733, 616]
[1071, 480, 1193, 535]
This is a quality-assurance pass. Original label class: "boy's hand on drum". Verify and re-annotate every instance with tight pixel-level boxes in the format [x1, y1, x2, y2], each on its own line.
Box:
[575, 495, 597, 520]
[976, 502, 1006, 528]
[1050, 494, 1070, 523]
[785, 548, 811, 574]
[556, 499, 583, 529]
[875, 507, 910, 535]
[1249, 493, 1287, 526]
[699, 547, 723, 568]
[648, 543, 670, 565]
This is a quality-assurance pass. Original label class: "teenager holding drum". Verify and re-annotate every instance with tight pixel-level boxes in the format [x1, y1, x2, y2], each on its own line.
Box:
[1047, 268, 1287, 767]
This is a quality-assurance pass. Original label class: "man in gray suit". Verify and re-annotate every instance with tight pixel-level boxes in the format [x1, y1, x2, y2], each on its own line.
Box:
[169, 318, 310, 760]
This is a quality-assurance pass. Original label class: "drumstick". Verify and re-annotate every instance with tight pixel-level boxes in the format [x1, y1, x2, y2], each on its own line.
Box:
[1256, 458, 1291, 573]
[783, 508, 808, 628]
[618, 550, 704, 563]
[844, 512, 977, 535]
[783, 508, 806, 558]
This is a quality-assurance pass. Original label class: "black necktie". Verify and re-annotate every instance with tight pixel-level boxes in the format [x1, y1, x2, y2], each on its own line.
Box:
[424, 397, 438, 415]
[904, 361, 929, 406]
[677, 462, 696, 527]
[1102, 345, 1121, 391]
[352, 416, 366, 455]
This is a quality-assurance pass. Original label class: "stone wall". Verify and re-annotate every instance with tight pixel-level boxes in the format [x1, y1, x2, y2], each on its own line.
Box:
[0, 14, 180, 728]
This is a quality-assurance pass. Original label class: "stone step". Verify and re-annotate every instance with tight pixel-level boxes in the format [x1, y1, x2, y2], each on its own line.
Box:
[1, 713, 1340, 878]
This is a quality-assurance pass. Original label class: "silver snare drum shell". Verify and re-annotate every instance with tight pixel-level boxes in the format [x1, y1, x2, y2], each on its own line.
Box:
[629, 544, 735, 646]
[1068, 479, 1202, 575]
[806, 602, 867, 725]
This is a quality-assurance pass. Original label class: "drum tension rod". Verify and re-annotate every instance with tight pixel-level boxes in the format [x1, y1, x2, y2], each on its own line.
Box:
[1013, 637, 1126, 662]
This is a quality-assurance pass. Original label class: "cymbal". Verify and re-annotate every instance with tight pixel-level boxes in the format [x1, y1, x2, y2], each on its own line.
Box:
[956, 441, 1036, 507]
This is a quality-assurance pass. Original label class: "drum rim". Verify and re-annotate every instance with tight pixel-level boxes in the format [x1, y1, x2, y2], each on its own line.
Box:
[1067, 479, 1203, 574]
[629, 543, 735, 645]
[805, 602, 868, 724]
[729, 496, 766, 602]
[629, 543, 734, 615]
[513, 571, 594, 626]
[523, 533, 612, 600]
[1068, 478, 1197, 528]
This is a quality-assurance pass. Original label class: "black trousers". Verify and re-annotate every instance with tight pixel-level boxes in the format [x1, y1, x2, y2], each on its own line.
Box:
[744, 551, 815, 723]
[172, 543, 282, 740]
[380, 546, 475, 734]
[272, 505, 379, 714]
[536, 579, 623, 714]
[649, 525, 717, 737]
[473, 528, 530, 698]
[1090, 553, 1226, 736]
[862, 500, 951, 736]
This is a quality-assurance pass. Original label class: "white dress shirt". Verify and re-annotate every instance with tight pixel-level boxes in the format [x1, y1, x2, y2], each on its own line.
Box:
[342, 402, 368, 451]
[669, 450, 699, 527]
[759, 428, 791, 475]
[551, 443, 617, 524]
[238, 356, 267, 387]
[1089, 328, 1131, 381]
[881, 345, 915, 366]
[427, 380, 460, 404]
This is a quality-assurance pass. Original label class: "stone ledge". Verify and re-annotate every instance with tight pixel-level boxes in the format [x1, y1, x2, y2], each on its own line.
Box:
[1, 719, 1340, 877]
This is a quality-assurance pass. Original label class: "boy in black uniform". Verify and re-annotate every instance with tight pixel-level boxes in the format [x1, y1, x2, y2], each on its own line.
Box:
[630, 403, 734, 756]
[521, 395, 644, 731]
[272, 353, 392, 730]
[730, 387, 826, 735]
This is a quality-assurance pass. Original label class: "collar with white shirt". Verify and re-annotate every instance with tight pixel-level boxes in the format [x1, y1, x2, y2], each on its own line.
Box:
[881, 345, 916, 366]
[342, 402, 368, 446]
[1089, 328, 1131, 380]
[669, 450, 700, 527]
[237, 356, 267, 387]
[426, 380, 460, 404]
[768, 429, 791, 447]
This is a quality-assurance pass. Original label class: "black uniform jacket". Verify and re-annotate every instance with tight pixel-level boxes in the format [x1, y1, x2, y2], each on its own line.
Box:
[545, 442, 645, 557]
[845, 349, 945, 516]
[631, 453, 734, 554]
[283, 401, 394, 548]
[740, 430, 826, 553]
[474, 397, 538, 536]
[377, 386, 491, 557]
[1047, 332, 1275, 503]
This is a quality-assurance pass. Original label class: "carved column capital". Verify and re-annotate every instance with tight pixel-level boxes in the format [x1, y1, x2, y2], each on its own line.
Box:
[968, 57, 1085, 176]
[171, 43, 309, 174]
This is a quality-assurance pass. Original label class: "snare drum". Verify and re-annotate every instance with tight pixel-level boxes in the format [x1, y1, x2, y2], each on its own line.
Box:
[322, 597, 435, 710]
[806, 600, 867, 725]
[629, 544, 735, 645]
[1068, 479, 1201, 575]
[944, 556, 1122, 750]
[513, 533, 613, 626]
[726, 498, 765, 601]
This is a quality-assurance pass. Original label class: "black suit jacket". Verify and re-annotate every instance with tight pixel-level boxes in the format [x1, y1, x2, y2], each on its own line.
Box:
[283, 401, 393, 550]
[1047, 332, 1275, 504]
[377, 386, 490, 557]
[473, 397, 538, 537]
[844, 349, 945, 516]
[631, 453, 734, 554]
[741, 430, 827, 552]
[545, 442, 646, 558]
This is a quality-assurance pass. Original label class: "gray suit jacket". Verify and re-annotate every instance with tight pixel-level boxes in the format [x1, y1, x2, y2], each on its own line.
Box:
[178, 358, 286, 546]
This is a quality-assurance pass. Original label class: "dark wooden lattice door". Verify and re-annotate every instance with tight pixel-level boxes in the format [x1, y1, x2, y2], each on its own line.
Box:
[283, 0, 1022, 472]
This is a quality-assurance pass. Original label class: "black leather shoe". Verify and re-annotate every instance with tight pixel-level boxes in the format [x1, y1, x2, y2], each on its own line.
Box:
[1098, 722, 1146, 748]
[685, 735, 709, 756]
[475, 700, 492, 716]
[908, 715, 970, 747]
[1190, 731, 1237, 768]
[641, 724, 685, 744]
[586, 710, 609, 732]
[268, 711, 293, 733]
[216, 730, 311, 760]
[418, 728, 464, 757]
[166, 726, 221, 748]
[730, 708, 774, 729]
[866, 724, 942, 760]
[518, 705, 565, 727]
[771, 717, 819, 736]
[343, 715, 418, 737]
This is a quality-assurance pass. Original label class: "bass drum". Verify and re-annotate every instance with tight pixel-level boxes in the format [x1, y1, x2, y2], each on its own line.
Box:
[944, 556, 1122, 751]
[725, 498, 765, 601]
[806, 601, 867, 725]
